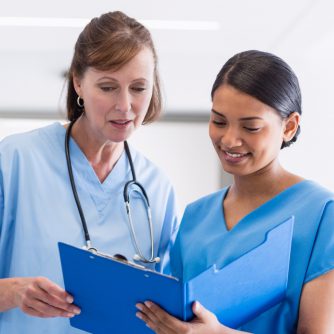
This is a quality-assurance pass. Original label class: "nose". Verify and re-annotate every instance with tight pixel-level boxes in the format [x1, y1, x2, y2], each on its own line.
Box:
[115, 89, 131, 113]
[220, 126, 242, 149]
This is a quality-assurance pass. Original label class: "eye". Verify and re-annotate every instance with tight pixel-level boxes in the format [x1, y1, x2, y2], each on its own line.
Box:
[212, 120, 227, 127]
[100, 86, 115, 92]
[131, 87, 146, 92]
[244, 127, 261, 132]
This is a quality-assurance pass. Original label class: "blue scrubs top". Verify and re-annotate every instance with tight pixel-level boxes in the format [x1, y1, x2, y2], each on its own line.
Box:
[171, 180, 334, 333]
[0, 123, 179, 334]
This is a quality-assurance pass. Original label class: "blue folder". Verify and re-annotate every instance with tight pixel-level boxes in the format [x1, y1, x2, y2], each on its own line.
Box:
[58, 216, 294, 334]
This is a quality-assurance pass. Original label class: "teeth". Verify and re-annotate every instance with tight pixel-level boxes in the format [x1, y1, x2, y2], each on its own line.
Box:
[225, 151, 246, 158]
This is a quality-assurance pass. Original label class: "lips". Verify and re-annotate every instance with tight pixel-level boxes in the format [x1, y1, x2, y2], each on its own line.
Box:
[109, 119, 132, 129]
[110, 119, 131, 124]
[225, 151, 248, 158]
[222, 150, 250, 163]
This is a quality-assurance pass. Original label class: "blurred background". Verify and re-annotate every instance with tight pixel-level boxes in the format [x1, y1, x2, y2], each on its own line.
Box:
[0, 0, 333, 213]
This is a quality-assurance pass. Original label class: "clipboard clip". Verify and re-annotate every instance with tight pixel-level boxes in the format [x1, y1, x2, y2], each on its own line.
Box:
[82, 244, 146, 270]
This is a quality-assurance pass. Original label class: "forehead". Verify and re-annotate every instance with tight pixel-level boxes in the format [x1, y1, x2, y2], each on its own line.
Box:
[212, 84, 279, 119]
[83, 48, 155, 80]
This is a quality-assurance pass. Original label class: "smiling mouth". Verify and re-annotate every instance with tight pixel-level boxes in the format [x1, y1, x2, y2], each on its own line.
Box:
[224, 151, 249, 158]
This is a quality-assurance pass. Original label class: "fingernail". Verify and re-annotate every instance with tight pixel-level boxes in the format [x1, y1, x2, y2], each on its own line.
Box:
[66, 296, 74, 303]
[194, 301, 200, 312]
[66, 313, 75, 318]
[72, 307, 81, 315]
[136, 312, 143, 319]
[136, 303, 143, 311]
[144, 301, 152, 308]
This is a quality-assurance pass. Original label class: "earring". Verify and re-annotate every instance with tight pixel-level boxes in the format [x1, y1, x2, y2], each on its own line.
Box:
[77, 96, 84, 108]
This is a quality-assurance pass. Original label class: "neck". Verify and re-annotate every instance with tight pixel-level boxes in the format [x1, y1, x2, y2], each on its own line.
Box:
[69, 117, 124, 183]
[230, 159, 302, 201]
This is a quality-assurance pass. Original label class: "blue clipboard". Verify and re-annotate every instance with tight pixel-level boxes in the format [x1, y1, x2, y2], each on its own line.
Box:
[58, 216, 294, 333]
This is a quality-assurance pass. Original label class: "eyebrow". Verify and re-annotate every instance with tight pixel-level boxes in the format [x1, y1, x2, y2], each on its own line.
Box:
[211, 109, 264, 121]
[97, 76, 148, 83]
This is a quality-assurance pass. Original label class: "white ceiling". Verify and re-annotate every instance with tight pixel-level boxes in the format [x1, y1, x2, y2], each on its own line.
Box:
[0, 0, 333, 118]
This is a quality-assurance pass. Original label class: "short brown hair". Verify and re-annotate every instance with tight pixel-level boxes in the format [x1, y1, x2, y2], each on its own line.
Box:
[66, 11, 162, 123]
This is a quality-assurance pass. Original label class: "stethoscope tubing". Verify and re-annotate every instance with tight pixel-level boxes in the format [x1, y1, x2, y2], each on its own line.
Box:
[65, 120, 159, 264]
[65, 121, 93, 250]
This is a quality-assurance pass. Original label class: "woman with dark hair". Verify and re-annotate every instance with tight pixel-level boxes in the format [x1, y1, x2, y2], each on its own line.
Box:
[137, 50, 334, 333]
[0, 11, 178, 333]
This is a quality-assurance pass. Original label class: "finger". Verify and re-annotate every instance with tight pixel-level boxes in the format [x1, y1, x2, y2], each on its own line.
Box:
[136, 303, 171, 334]
[34, 278, 80, 314]
[136, 309, 163, 333]
[24, 281, 80, 315]
[22, 305, 49, 318]
[22, 299, 75, 318]
[136, 302, 160, 328]
[36, 277, 73, 303]
[192, 301, 217, 323]
[37, 289, 80, 314]
[143, 301, 189, 333]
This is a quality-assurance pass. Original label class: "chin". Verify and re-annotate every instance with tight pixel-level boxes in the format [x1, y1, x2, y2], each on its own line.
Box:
[220, 162, 250, 177]
[105, 130, 133, 143]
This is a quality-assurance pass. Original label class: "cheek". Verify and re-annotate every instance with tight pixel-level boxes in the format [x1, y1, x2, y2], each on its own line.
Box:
[85, 93, 107, 111]
[134, 95, 152, 117]
[254, 130, 283, 155]
[208, 124, 218, 143]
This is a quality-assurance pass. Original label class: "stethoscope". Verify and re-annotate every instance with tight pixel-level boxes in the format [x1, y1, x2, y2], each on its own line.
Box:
[65, 120, 160, 264]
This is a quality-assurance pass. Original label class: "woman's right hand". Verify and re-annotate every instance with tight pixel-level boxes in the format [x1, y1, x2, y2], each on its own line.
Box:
[0, 277, 81, 318]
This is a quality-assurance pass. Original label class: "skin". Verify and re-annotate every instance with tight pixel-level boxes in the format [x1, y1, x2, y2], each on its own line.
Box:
[0, 277, 79, 317]
[297, 270, 334, 333]
[136, 84, 334, 333]
[72, 47, 154, 182]
[0, 47, 155, 318]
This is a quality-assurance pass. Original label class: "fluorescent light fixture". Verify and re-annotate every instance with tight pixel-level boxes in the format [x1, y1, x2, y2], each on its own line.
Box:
[0, 17, 220, 31]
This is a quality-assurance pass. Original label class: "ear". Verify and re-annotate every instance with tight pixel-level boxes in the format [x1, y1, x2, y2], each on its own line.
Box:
[283, 112, 300, 142]
[73, 74, 82, 97]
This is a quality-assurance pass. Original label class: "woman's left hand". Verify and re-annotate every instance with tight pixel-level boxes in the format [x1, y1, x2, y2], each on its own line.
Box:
[136, 300, 242, 334]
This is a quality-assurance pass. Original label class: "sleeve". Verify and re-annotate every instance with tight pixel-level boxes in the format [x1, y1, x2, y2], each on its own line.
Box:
[0, 179, 3, 237]
[169, 205, 193, 281]
[304, 200, 334, 283]
[0, 153, 4, 237]
[0, 153, 6, 279]
[169, 226, 184, 280]
[155, 185, 180, 274]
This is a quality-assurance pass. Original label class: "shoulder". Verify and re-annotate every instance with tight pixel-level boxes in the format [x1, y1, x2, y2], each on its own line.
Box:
[298, 180, 334, 203]
[0, 123, 65, 176]
[0, 122, 64, 157]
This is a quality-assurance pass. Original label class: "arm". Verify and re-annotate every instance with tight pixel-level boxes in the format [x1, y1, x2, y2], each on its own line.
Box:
[297, 270, 334, 334]
[0, 276, 80, 318]
[0, 158, 80, 318]
[136, 301, 251, 334]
